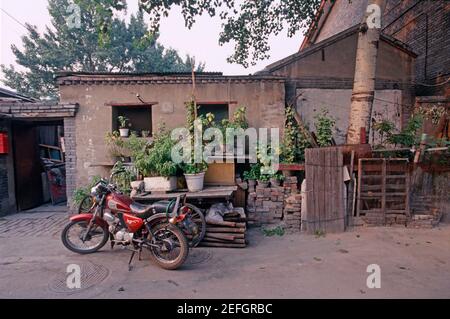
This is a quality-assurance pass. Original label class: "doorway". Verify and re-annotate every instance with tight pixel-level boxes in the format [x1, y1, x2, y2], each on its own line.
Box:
[12, 120, 65, 211]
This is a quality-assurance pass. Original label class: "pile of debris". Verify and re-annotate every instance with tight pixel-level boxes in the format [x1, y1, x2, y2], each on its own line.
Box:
[200, 203, 247, 248]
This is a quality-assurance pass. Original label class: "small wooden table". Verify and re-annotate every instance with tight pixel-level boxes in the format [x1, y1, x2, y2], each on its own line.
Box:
[132, 186, 237, 204]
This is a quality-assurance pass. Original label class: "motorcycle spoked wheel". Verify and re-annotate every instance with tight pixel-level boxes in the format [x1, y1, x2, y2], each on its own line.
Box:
[182, 204, 206, 247]
[61, 220, 109, 254]
[78, 195, 96, 214]
[147, 223, 189, 270]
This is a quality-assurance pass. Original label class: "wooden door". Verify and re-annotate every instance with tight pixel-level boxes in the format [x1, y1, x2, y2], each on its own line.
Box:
[305, 147, 345, 234]
[12, 122, 43, 210]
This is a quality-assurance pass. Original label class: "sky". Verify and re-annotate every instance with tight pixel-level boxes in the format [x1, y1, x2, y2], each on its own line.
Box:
[0, 0, 305, 90]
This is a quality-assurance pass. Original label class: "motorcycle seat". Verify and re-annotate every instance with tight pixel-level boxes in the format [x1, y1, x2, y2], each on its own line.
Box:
[130, 200, 172, 219]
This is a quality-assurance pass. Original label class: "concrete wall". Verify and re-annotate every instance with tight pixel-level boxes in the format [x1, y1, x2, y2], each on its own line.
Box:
[59, 78, 286, 189]
[296, 88, 403, 144]
[269, 33, 415, 84]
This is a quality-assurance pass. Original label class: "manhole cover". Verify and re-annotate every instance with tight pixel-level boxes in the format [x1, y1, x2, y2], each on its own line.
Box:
[185, 249, 213, 265]
[49, 262, 109, 294]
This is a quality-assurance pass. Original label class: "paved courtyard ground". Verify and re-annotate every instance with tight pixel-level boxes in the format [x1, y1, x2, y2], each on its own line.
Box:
[1, 210, 450, 299]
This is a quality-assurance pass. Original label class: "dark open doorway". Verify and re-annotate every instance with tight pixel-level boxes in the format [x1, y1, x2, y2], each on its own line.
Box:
[12, 120, 65, 211]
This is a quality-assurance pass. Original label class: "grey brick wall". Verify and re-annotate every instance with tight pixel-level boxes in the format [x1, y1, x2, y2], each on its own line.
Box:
[64, 117, 77, 204]
[383, 0, 449, 95]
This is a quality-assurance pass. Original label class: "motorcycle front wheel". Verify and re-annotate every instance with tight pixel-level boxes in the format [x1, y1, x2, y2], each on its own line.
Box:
[147, 223, 189, 270]
[61, 220, 109, 254]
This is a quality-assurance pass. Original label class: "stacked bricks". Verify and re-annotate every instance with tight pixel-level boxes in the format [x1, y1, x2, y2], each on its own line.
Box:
[407, 204, 442, 229]
[246, 176, 302, 231]
[283, 176, 298, 194]
[283, 193, 302, 231]
[246, 185, 284, 225]
[407, 214, 440, 229]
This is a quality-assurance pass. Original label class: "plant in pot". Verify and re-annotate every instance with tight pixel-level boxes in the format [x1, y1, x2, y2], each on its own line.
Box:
[110, 161, 136, 195]
[243, 163, 261, 189]
[220, 106, 249, 155]
[182, 162, 208, 192]
[280, 105, 311, 176]
[256, 144, 279, 187]
[270, 172, 284, 187]
[257, 173, 270, 188]
[133, 130, 178, 192]
[181, 100, 209, 192]
[105, 131, 130, 162]
[117, 116, 131, 137]
[314, 108, 336, 147]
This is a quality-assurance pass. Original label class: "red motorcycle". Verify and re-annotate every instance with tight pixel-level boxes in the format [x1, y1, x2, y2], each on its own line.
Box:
[61, 178, 191, 270]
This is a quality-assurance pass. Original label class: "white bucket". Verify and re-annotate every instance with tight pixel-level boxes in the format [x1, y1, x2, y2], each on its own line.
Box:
[184, 172, 205, 192]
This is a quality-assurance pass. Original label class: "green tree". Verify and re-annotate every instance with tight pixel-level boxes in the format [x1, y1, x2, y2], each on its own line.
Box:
[139, 0, 321, 67]
[61, 0, 321, 68]
[1, 0, 204, 99]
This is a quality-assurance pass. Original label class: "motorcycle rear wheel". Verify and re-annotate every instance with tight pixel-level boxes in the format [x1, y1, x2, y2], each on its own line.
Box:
[183, 203, 206, 247]
[61, 220, 109, 254]
[147, 223, 189, 270]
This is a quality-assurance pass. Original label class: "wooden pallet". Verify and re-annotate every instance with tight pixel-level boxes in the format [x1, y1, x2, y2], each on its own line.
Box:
[357, 158, 410, 225]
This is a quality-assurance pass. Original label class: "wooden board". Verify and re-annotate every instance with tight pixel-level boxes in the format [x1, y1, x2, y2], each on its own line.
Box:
[305, 147, 345, 234]
[132, 186, 237, 202]
[204, 162, 235, 186]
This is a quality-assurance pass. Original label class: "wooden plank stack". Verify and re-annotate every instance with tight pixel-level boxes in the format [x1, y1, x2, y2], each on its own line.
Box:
[199, 212, 247, 248]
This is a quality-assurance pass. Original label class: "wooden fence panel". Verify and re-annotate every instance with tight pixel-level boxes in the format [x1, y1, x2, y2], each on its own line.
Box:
[305, 147, 345, 234]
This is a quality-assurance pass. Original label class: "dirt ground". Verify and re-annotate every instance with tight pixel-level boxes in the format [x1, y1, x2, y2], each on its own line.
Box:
[1, 211, 449, 299]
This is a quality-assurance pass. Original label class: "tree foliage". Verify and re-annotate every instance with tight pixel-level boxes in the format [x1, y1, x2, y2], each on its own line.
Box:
[139, 0, 321, 67]
[1, 0, 204, 99]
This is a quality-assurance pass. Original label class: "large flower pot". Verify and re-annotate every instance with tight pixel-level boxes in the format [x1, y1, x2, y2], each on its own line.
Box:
[184, 172, 205, 192]
[119, 128, 130, 137]
[144, 176, 177, 192]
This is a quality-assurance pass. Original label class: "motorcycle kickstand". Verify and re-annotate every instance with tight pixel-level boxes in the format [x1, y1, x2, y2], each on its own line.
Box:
[128, 250, 136, 271]
[138, 247, 142, 261]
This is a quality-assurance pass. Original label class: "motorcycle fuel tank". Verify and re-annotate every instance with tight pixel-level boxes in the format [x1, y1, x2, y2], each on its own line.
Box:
[122, 213, 144, 233]
[106, 193, 133, 213]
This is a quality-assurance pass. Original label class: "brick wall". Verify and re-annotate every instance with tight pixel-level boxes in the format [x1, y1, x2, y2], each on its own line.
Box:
[64, 117, 77, 205]
[0, 103, 78, 118]
[311, 0, 449, 96]
[383, 0, 449, 95]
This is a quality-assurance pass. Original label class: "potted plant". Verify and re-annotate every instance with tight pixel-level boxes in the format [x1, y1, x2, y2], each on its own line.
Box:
[243, 163, 261, 189]
[105, 131, 130, 162]
[270, 172, 284, 187]
[117, 116, 131, 137]
[257, 174, 270, 188]
[220, 106, 249, 155]
[182, 162, 208, 192]
[132, 130, 178, 192]
[178, 100, 209, 192]
[279, 105, 310, 176]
